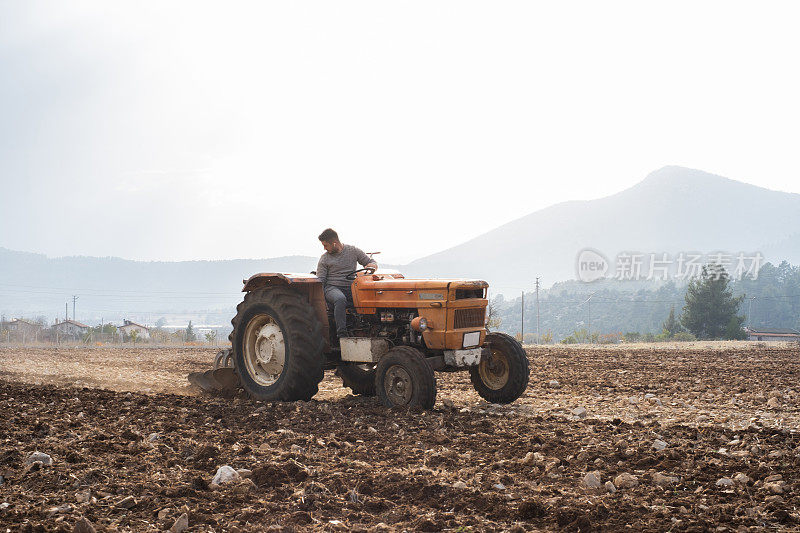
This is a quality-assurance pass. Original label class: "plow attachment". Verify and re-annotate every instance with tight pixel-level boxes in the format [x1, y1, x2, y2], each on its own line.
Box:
[188, 348, 240, 394]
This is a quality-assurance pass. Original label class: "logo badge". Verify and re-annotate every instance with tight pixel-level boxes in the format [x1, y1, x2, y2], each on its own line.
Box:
[576, 248, 609, 282]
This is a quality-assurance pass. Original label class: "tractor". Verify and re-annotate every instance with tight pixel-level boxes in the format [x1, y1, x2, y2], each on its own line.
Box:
[189, 268, 529, 409]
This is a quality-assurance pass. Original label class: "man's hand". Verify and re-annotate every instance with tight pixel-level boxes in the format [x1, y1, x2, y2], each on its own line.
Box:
[366, 262, 378, 271]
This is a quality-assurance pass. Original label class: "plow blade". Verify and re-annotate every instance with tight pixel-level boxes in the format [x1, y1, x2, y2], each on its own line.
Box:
[188, 367, 240, 394]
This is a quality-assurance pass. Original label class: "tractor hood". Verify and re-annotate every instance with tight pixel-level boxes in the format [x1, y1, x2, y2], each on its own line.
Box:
[242, 272, 488, 294]
[358, 277, 488, 292]
[353, 276, 488, 307]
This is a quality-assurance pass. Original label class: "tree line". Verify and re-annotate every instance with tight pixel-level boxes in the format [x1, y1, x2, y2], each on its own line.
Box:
[493, 260, 800, 342]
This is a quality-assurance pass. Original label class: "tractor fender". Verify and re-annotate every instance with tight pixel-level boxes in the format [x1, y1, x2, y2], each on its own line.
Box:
[241, 272, 321, 293]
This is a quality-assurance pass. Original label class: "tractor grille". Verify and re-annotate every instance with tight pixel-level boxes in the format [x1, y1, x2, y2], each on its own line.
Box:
[454, 308, 486, 329]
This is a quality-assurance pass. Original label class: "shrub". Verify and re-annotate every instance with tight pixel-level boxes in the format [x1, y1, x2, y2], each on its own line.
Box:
[623, 332, 641, 343]
[672, 331, 697, 342]
[654, 331, 671, 342]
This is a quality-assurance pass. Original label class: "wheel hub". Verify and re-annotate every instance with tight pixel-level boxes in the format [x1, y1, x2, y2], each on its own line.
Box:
[255, 322, 284, 366]
[384, 365, 413, 405]
[478, 349, 510, 390]
[243, 314, 286, 386]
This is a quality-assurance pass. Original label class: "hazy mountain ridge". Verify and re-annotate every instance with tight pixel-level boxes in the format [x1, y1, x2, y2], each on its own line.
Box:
[2, 166, 800, 321]
[403, 166, 800, 288]
[0, 248, 318, 321]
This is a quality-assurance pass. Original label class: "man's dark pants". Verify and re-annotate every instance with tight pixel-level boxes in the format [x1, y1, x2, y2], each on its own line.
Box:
[325, 285, 353, 337]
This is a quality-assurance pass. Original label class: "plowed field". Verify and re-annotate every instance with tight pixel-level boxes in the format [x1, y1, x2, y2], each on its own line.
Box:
[1, 343, 798, 531]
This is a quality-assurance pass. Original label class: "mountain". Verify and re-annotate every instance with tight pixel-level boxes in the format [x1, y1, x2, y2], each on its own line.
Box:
[0, 249, 317, 323]
[403, 166, 800, 291]
[3, 166, 800, 322]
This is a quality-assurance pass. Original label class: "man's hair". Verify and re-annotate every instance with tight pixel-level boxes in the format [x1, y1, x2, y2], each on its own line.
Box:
[318, 228, 339, 242]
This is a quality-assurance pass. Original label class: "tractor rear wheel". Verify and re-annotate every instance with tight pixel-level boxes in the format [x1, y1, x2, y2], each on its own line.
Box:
[469, 332, 529, 404]
[376, 346, 436, 409]
[336, 364, 377, 396]
[231, 287, 324, 402]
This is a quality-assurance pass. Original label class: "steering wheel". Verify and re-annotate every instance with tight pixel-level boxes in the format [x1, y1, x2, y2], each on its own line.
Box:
[345, 267, 376, 281]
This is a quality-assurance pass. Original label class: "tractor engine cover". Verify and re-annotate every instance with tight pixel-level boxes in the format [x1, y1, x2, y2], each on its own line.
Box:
[340, 338, 391, 363]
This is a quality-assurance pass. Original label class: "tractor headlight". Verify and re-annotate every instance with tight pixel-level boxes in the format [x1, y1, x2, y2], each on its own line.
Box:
[411, 316, 431, 332]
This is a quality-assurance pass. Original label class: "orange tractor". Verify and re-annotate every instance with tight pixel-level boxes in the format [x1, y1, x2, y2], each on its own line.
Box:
[190, 268, 529, 409]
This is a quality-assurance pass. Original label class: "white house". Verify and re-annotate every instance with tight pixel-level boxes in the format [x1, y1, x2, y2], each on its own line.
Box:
[118, 320, 150, 340]
[7, 318, 42, 334]
[51, 320, 89, 338]
[3, 319, 43, 341]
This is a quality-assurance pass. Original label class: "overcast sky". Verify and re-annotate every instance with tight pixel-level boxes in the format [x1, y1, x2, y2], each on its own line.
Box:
[1, 1, 799, 264]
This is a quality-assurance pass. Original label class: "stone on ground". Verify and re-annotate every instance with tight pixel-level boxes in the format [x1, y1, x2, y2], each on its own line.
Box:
[614, 473, 639, 489]
[652, 472, 678, 486]
[25, 451, 52, 465]
[211, 465, 241, 486]
[73, 517, 96, 533]
[170, 512, 189, 533]
[582, 471, 602, 489]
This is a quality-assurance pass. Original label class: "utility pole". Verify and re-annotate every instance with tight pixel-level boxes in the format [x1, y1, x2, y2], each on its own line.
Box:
[520, 291, 524, 343]
[587, 295, 591, 336]
[535, 277, 540, 344]
[748, 296, 756, 327]
[65, 302, 68, 321]
[580, 292, 595, 343]
[72, 295, 78, 321]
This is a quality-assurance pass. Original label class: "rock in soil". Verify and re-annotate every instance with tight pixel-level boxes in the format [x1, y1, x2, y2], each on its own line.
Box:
[73, 517, 96, 533]
[25, 451, 52, 465]
[572, 406, 587, 418]
[170, 512, 189, 533]
[115, 496, 136, 509]
[652, 472, 678, 486]
[614, 473, 639, 489]
[582, 471, 602, 489]
[652, 439, 668, 451]
[211, 465, 240, 486]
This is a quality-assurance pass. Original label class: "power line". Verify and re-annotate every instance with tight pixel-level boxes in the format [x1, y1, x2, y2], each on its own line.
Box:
[0, 282, 234, 296]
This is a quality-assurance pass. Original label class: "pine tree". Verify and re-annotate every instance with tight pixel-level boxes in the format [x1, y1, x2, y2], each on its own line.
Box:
[186, 320, 196, 342]
[662, 306, 682, 336]
[725, 316, 747, 340]
[681, 264, 745, 339]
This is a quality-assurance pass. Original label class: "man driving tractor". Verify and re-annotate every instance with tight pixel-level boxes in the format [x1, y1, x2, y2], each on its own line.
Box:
[317, 228, 377, 338]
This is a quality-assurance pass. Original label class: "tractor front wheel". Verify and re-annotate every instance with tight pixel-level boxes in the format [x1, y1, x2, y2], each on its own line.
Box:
[375, 346, 436, 409]
[469, 332, 529, 404]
